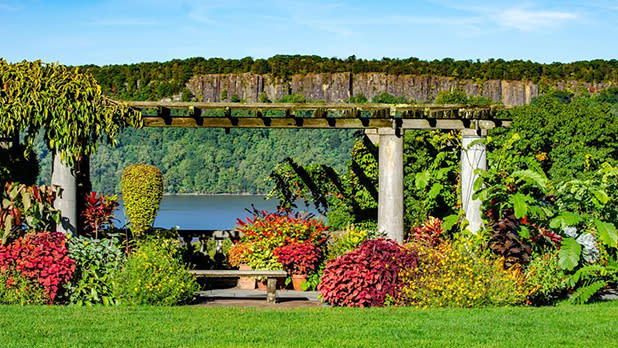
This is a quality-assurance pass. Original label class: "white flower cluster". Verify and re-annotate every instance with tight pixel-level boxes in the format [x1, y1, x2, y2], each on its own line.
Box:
[563, 226, 578, 238]
[562, 226, 600, 263]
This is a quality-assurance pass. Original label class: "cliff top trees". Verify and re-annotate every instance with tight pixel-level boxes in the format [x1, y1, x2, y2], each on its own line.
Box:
[83, 56, 618, 102]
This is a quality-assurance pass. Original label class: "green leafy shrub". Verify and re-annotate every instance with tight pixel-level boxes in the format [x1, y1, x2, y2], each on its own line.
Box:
[406, 130, 461, 228]
[566, 261, 618, 304]
[434, 89, 495, 105]
[113, 238, 198, 305]
[66, 236, 125, 306]
[0, 182, 61, 244]
[371, 92, 407, 104]
[551, 163, 618, 271]
[525, 253, 567, 305]
[0, 269, 47, 305]
[121, 164, 164, 237]
[434, 90, 469, 104]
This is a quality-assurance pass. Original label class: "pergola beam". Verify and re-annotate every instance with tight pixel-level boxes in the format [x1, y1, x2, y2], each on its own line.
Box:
[142, 117, 510, 130]
[125, 101, 510, 130]
[125, 101, 507, 119]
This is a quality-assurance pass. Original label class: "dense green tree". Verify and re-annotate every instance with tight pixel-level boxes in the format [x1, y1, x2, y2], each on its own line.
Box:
[596, 87, 618, 104]
[490, 94, 618, 182]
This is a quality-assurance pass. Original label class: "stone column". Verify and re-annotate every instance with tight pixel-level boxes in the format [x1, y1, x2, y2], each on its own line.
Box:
[51, 153, 77, 235]
[364, 129, 379, 145]
[461, 129, 487, 233]
[377, 128, 404, 243]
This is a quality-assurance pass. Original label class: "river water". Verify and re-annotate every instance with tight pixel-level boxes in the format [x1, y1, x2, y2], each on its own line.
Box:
[115, 195, 320, 230]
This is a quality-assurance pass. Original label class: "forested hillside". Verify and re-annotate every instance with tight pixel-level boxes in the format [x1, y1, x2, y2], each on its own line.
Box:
[36, 128, 355, 194]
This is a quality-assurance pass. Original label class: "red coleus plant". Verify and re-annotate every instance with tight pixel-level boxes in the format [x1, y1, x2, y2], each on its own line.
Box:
[0, 231, 75, 303]
[318, 238, 417, 307]
[274, 241, 321, 275]
[409, 217, 444, 247]
[81, 192, 119, 238]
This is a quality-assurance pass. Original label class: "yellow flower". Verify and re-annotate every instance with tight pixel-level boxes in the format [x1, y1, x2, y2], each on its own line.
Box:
[535, 152, 548, 161]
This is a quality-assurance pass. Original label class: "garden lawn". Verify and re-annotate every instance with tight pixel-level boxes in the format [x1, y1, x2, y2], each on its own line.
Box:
[1, 302, 617, 348]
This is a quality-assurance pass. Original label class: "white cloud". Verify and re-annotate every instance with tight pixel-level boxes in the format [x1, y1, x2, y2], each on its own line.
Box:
[496, 8, 577, 31]
[427, 1, 579, 32]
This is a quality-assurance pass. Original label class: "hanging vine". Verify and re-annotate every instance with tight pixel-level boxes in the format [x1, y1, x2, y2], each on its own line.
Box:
[0, 59, 142, 166]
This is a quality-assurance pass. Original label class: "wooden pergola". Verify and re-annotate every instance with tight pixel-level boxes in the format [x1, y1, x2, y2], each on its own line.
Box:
[126, 101, 510, 130]
[52, 102, 511, 240]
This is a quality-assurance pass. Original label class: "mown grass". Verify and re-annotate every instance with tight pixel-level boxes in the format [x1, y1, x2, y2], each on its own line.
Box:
[1, 301, 617, 347]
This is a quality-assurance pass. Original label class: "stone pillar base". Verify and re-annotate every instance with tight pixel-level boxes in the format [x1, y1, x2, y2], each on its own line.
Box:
[377, 128, 404, 242]
[461, 129, 487, 233]
[51, 154, 77, 235]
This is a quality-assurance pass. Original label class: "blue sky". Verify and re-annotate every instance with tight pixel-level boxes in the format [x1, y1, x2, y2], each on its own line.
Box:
[0, 0, 617, 65]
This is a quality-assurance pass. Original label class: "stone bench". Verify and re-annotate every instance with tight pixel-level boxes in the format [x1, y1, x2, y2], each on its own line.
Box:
[190, 270, 288, 303]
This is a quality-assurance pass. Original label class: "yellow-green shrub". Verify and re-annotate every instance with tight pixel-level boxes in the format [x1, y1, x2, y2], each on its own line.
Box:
[327, 224, 370, 260]
[121, 164, 163, 237]
[396, 240, 527, 308]
[113, 238, 199, 305]
[524, 253, 568, 305]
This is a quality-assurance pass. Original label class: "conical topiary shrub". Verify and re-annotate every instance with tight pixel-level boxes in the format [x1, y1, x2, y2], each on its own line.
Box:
[121, 164, 163, 238]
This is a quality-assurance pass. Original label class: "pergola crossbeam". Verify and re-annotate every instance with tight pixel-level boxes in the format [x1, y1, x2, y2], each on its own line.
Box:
[141, 116, 510, 130]
[126, 101, 511, 130]
[125, 101, 509, 130]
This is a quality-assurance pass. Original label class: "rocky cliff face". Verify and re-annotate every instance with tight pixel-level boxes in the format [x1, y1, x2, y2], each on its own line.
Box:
[187, 72, 613, 106]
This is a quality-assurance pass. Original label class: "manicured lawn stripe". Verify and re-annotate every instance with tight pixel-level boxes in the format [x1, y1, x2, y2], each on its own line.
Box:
[0, 302, 617, 347]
